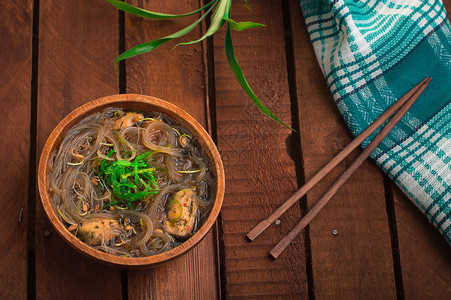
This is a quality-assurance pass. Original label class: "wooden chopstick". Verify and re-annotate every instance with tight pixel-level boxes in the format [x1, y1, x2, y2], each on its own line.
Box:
[247, 77, 431, 241]
[269, 77, 432, 259]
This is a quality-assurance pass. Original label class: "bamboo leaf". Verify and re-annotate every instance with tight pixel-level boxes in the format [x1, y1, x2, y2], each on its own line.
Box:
[243, 0, 251, 11]
[224, 24, 294, 131]
[177, 0, 231, 46]
[113, 2, 217, 75]
[224, 18, 264, 31]
[105, 0, 218, 20]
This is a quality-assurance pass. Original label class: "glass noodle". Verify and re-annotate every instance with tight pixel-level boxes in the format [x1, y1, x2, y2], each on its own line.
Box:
[48, 108, 215, 257]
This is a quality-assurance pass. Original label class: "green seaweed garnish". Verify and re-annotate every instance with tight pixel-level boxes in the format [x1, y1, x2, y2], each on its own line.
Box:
[100, 151, 159, 209]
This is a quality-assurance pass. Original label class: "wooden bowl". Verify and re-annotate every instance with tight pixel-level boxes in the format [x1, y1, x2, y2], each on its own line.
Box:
[38, 94, 225, 268]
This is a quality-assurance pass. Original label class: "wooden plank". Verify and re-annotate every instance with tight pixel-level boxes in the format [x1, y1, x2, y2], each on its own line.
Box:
[393, 185, 451, 298]
[289, 0, 397, 298]
[213, 0, 309, 298]
[36, 0, 121, 299]
[124, 1, 219, 299]
[0, 0, 32, 299]
[393, 2, 451, 298]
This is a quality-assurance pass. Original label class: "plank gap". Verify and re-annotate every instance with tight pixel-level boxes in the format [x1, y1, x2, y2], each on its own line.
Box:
[121, 269, 128, 300]
[197, 0, 225, 298]
[214, 0, 309, 297]
[383, 175, 405, 300]
[35, 0, 122, 297]
[201, 0, 223, 297]
[124, 1, 220, 298]
[27, 0, 40, 299]
[283, 1, 315, 299]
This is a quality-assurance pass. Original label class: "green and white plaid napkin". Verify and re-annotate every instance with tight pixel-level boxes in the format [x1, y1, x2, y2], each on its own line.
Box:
[299, 0, 451, 243]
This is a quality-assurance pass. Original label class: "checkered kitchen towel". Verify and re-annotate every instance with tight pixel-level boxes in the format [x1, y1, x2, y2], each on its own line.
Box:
[299, 0, 451, 243]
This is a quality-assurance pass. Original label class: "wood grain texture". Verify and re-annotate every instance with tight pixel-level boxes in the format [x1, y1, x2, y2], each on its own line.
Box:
[0, 0, 32, 299]
[124, 1, 219, 299]
[36, 0, 121, 299]
[214, 0, 309, 298]
[392, 3, 451, 299]
[393, 185, 451, 299]
[270, 79, 430, 259]
[289, 0, 396, 298]
[248, 78, 428, 242]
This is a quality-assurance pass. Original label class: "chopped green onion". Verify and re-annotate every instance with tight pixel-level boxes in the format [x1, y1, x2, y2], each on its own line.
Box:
[140, 117, 159, 122]
[172, 128, 181, 136]
[77, 201, 88, 216]
[57, 205, 77, 225]
[68, 161, 84, 166]
[176, 169, 202, 174]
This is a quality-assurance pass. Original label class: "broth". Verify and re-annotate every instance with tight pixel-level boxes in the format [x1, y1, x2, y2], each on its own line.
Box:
[47, 108, 214, 257]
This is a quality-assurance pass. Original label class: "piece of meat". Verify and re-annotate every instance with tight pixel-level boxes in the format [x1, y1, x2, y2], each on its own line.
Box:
[78, 218, 121, 246]
[113, 112, 144, 130]
[163, 188, 198, 237]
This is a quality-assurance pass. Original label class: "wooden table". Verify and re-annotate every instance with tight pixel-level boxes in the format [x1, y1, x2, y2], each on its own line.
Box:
[2, 0, 450, 299]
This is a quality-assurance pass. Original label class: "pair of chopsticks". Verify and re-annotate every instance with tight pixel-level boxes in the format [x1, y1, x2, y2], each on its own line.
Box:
[247, 77, 432, 259]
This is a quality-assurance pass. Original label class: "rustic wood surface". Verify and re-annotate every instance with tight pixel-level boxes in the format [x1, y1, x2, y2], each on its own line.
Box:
[36, 0, 121, 299]
[289, 1, 396, 297]
[0, 0, 449, 299]
[0, 1, 32, 299]
[213, 0, 309, 298]
[393, 2, 451, 299]
[124, 1, 219, 299]
[269, 78, 431, 260]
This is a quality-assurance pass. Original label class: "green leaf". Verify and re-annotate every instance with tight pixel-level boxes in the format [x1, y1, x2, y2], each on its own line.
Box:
[223, 18, 264, 31]
[224, 24, 295, 131]
[113, 2, 218, 75]
[177, 0, 231, 46]
[105, 0, 218, 20]
[243, 0, 251, 11]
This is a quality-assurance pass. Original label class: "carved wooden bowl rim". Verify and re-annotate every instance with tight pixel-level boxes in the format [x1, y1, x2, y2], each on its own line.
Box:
[38, 94, 225, 268]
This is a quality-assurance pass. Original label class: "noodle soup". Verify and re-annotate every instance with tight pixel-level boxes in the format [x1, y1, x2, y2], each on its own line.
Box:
[47, 108, 215, 257]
